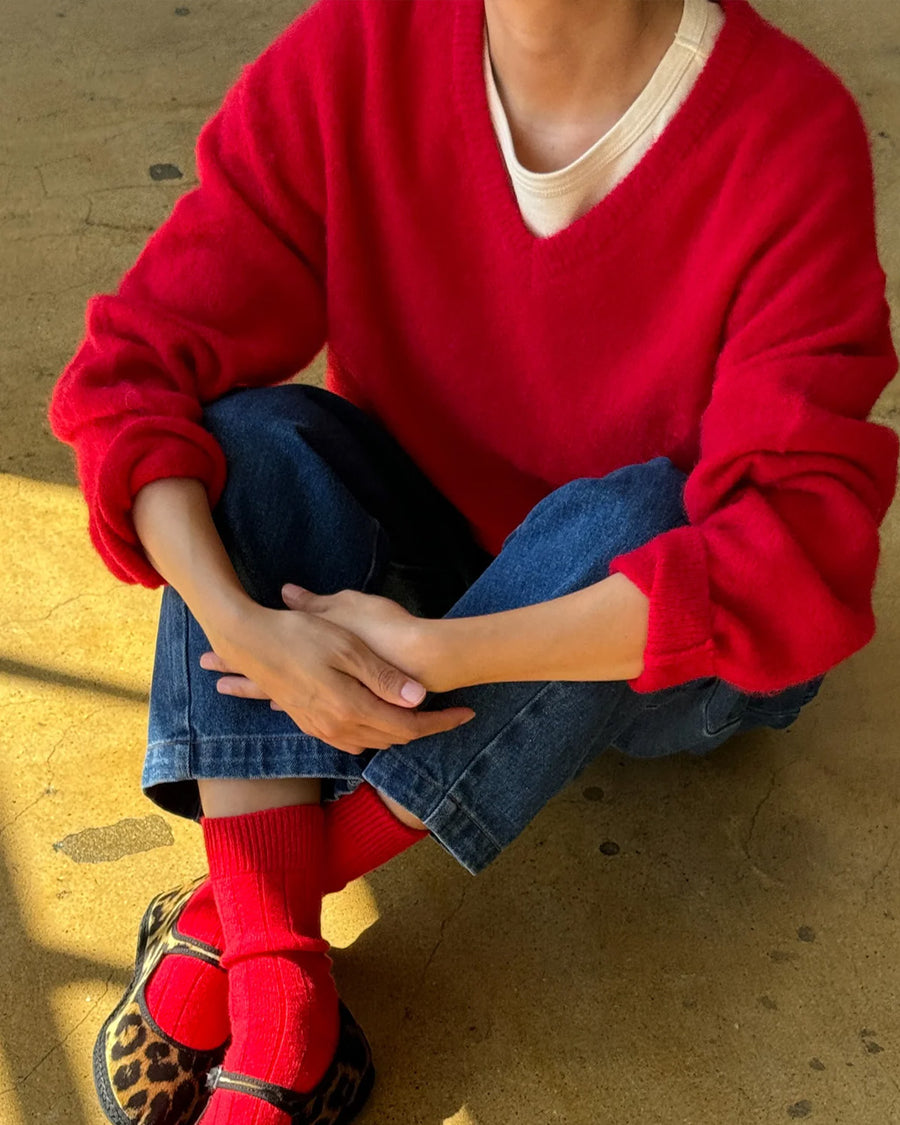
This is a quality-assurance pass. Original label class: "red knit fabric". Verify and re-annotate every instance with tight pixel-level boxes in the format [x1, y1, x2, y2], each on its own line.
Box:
[202, 806, 339, 1124]
[143, 791, 422, 1055]
[325, 784, 427, 895]
[49, 0, 898, 694]
[144, 880, 229, 1050]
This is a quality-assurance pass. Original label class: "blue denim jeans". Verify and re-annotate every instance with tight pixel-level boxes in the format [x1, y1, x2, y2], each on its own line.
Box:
[145, 385, 823, 874]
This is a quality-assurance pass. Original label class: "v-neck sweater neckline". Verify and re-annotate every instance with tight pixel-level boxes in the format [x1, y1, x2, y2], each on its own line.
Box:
[452, 0, 760, 276]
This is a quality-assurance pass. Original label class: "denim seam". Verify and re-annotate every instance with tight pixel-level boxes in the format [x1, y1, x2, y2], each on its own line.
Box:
[451, 680, 558, 808]
[402, 683, 557, 825]
[180, 596, 191, 748]
[430, 793, 503, 870]
[382, 754, 505, 852]
[364, 754, 504, 868]
[148, 733, 341, 748]
[146, 740, 362, 778]
[370, 681, 561, 852]
[442, 791, 504, 853]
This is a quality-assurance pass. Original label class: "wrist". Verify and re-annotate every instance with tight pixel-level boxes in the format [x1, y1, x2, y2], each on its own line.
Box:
[198, 589, 267, 657]
[404, 617, 466, 694]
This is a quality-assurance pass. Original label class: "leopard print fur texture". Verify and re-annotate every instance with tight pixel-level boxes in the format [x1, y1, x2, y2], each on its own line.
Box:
[93, 881, 226, 1125]
[95, 882, 375, 1125]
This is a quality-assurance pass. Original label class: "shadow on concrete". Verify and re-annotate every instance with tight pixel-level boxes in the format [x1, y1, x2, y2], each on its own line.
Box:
[1, 658, 148, 705]
[0, 840, 129, 1125]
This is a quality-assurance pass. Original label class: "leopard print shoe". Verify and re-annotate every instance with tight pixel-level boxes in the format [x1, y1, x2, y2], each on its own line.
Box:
[93, 880, 227, 1125]
[202, 1003, 375, 1125]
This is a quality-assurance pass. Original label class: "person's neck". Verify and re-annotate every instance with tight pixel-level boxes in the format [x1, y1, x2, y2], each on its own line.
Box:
[485, 0, 685, 171]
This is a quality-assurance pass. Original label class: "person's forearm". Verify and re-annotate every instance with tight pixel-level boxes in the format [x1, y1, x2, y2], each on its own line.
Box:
[132, 478, 256, 646]
[423, 573, 649, 688]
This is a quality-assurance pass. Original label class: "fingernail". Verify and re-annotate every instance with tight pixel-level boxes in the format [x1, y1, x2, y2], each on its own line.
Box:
[401, 681, 426, 705]
[283, 583, 304, 594]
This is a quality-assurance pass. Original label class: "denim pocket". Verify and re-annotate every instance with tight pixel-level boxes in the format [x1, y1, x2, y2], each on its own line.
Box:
[703, 679, 751, 738]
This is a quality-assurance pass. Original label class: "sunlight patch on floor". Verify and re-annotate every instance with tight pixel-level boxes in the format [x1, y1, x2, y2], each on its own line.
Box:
[323, 877, 380, 949]
[443, 1107, 480, 1125]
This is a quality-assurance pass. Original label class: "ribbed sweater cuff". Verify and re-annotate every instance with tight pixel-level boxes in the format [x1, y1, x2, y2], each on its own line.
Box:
[89, 416, 228, 588]
[609, 524, 717, 693]
[202, 804, 326, 878]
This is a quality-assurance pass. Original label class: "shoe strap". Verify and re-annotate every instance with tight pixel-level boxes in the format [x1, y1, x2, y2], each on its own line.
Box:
[207, 1067, 311, 1116]
[168, 925, 223, 967]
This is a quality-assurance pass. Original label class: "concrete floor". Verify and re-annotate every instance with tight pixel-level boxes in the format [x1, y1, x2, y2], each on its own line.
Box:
[1, 1, 899, 1122]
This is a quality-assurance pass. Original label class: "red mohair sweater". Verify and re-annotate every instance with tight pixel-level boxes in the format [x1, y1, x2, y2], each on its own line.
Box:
[49, 0, 898, 694]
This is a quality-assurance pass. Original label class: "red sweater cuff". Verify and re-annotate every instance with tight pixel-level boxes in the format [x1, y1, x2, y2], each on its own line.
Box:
[87, 419, 228, 587]
[609, 525, 717, 692]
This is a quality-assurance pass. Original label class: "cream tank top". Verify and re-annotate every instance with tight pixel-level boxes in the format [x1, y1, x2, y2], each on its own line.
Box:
[484, 0, 726, 237]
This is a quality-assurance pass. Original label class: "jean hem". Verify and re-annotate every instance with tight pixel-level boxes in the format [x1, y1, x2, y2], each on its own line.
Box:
[363, 753, 502, 875]
[142, 735, 367, 792]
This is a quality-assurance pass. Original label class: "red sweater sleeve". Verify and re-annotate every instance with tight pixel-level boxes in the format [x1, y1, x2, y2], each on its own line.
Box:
[48, 9, 329, 586]
[610, 89, 899, 693]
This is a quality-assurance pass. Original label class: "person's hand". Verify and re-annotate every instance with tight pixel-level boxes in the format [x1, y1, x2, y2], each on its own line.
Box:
[283, 584, 444, 682]
[203, 594, 473, 755]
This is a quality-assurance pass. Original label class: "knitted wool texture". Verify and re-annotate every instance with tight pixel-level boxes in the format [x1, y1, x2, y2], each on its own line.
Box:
[50, 0, 898, 693]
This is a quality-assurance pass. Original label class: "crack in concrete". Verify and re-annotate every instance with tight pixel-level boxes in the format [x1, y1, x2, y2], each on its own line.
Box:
[863, 838, 898, 910]
[740, 756, 801, 881]
[414, 881, 470, 1002]
[83, 217, 156, 236]
[0, 791, 46, 841]
[1, 592, 100, 629]
[742, 770, 778, 861]
[0, 706, 102, 838]
[83, 197, 156, 237]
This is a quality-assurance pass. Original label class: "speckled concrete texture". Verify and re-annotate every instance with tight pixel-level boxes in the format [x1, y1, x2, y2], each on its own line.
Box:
[1, 2, 898, 1123]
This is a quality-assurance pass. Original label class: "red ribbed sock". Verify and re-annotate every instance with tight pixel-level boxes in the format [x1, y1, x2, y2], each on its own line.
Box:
[144, 880, 229, 1051]
[202, 804, 339, 1125]
[325, 783, 428, 894]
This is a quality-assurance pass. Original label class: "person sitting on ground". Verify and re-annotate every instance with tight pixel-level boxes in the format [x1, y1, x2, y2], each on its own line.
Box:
[50, 0, 897, 1122]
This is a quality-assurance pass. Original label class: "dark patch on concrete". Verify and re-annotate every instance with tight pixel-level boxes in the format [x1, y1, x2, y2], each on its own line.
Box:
[599, 840, 620, 856]
[809, 1058, 825, 1071]
[769, 949, 795, 963]
[682, 998, 698, 1010]
[175, 6, 190, 13]
[863, 1040, 884, 1055]
[759, 995, 778, 1010]
[787, 1101, 812, 1118]
[149, 164, 183, 182]
[797, 925, 816, 943]
[54, 816, 174, 863]
[860, 1028, 876, 1039]
[582, 786, 604, 802]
